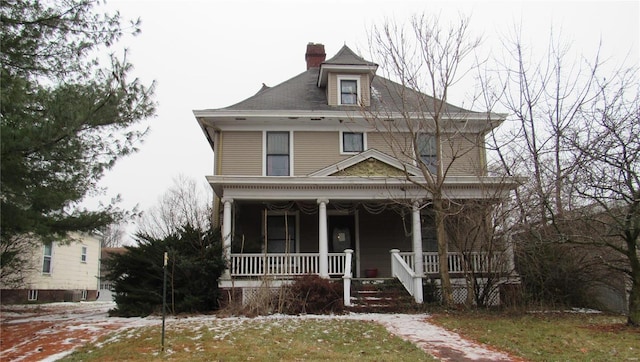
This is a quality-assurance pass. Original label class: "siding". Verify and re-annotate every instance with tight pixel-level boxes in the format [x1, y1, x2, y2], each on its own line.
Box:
[20, 234, 101, 291]
[294, 131, 345, 175]
[442, 133, 483, 175]
[220, 131, 262, 175]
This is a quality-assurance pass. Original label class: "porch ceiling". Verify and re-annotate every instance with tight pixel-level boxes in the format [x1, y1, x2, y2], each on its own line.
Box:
[206, 175, 519, 201]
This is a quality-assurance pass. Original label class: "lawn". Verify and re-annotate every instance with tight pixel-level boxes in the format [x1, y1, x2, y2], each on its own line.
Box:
[430, 311, 639, 361]
[61, 317, 436, 361]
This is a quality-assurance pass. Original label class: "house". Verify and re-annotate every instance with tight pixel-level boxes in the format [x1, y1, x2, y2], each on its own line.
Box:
[0, 233, 101, 303]
[193, 43, 519, 305]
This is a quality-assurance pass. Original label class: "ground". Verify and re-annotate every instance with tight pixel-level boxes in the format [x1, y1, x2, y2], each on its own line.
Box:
[0, 298, 518, 362]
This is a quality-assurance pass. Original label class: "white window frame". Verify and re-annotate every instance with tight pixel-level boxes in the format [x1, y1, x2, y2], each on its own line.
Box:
[337, 75, 361, 106]
[81, 246, 87, 263]
[262, 210, 300, 253]
[28, 289, 38, 301]
[340, 131, 367, 154]
[81, 289, 88, 301]
[42, 242, 52, 274]
[263, 131, 294, 176]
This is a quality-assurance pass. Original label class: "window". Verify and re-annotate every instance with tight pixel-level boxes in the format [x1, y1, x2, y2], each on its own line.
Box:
[417, 134, 437, 173]
[42, 242, 52, 274]
[28, 290, 38, 301]
[266, 214, 296, 253]
[81, 289, 88, 301]
[81, 246, 87, 263]
[266, 131, 290, 176]
[340, 79, 358, 105]
[342, 132, 364, 153]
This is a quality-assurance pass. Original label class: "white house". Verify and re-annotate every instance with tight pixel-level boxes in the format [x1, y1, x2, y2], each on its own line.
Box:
[1, 233, 101, 303]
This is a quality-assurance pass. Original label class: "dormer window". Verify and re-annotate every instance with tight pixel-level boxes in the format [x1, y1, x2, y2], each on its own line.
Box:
[338, 76, 360, 105]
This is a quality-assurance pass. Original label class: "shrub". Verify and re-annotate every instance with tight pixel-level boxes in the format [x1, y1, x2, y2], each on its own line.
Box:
[284, 274, 344, 315]
[106, 224, 225, 317]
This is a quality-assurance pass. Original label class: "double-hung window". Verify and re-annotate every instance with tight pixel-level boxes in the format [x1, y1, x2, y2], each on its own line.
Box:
[266, 131, 290, 176]
[417, 134, 438, 173]
[81, 246, 87, 263]
[342, 132, 364, 153]
[340, 78, 358, 105]
[42, 242, 52, 274]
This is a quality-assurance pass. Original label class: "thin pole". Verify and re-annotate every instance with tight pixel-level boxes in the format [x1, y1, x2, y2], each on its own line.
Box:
[162, 251, 168, 351]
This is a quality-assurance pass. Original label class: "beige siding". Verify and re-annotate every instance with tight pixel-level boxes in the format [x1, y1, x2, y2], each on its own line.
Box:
[367, 132, 413, 163]
[327, 73, 371, 106]
[442, 133, 484, 175]
[369, 131, 485, 176]
[220, 131, 262, 175]
[327, 74, 337, 106]
[294, 131, 345, 175]
[359, 74, 371, 106]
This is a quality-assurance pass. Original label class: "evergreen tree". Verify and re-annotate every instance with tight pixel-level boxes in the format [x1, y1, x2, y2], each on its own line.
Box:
[106, 225, 225, 317]
[0, 0, 155, 252]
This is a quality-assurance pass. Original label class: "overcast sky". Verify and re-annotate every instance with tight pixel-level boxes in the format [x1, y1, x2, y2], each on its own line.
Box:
[92, 0, 639, 242]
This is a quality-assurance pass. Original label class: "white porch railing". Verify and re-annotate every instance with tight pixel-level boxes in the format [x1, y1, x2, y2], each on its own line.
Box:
[230, 253, 347, 277]
[399, 251, 504, 274]
[390, 249, 423, 303]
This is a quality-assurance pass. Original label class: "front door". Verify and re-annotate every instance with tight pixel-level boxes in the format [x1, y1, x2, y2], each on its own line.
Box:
[328, 214, 356, 275]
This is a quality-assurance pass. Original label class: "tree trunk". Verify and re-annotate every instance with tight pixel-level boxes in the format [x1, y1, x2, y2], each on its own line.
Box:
[627, 238, 640, 326]
[434, 197, 453, 306]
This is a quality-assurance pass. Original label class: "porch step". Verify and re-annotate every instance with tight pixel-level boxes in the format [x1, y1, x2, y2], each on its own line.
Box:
[347, 278, 421, 313]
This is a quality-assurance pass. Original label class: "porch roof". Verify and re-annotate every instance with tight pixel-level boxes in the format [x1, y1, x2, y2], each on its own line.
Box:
[207, 175, 519, 201]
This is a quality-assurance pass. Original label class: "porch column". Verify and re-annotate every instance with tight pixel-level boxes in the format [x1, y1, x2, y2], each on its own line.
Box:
[412, 201, 424, 276]
[318, 198, 329, 278]
[222, 198, 233, 279]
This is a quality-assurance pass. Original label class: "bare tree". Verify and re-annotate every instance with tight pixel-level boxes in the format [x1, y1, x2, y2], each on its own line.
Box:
[365, 14, 497, 306]
[136, 175, 213, 239]
[98, 221, 127, 248]
[566, 69, 639, 325]
[482, 25, 639, 325]
[0, 235, 39, 288]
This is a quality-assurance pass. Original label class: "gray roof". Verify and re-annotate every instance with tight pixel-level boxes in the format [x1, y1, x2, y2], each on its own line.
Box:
[217, 46, 476, 115]
[324, 45, 377, 66]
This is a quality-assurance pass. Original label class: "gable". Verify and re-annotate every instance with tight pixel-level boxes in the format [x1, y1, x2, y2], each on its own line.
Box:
[331, 158, 406, 177]
[309, 148, 422, 177]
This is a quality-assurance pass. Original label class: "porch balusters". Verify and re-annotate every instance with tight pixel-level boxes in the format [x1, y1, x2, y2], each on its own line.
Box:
[318, 199, 329, 278]
[221, 198, 233, 279]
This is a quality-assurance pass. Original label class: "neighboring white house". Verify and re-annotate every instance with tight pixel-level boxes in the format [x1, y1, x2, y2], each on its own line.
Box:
[1, 233, 101, 303]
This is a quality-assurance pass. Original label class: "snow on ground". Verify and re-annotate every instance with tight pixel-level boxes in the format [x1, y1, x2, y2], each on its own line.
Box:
[1, 301, 518, 361]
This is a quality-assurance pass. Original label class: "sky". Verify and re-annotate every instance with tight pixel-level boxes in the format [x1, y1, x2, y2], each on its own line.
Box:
[91, 0, 639, 242]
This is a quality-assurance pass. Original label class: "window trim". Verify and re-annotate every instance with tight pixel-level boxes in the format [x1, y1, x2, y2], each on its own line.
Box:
[42, 242, 52, 274]
[28, 289, 38, 301]
[340, 131, 367, 154]
[337, 75, 361, 106]
[263, 131, 294, 176]
[262, 210, 300, 253]
[81, 246, 87, 263]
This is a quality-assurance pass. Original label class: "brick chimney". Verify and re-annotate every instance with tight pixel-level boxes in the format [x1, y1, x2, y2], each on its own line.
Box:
[305, 43, 326, 69]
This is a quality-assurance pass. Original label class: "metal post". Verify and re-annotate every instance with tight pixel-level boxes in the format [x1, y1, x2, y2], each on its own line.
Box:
[161, 251, 168, 351]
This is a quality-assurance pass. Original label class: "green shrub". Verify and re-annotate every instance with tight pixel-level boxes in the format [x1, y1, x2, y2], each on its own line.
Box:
[106, 225, 225, 317]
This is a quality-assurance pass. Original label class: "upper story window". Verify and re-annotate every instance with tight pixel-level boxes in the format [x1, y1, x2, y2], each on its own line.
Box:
[417, 134, 437, 173]
[266, 131, 290, 176]
[338, 76, 360, 105]
[42, 242, 52, 274]
[81, 246, 87, 263]
[341, 131, 365, 154]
